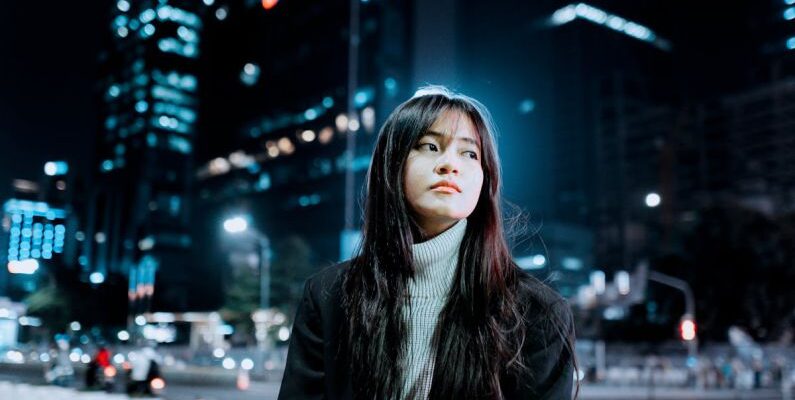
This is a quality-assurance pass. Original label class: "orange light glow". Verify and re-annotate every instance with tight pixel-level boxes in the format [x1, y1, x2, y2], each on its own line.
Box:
[150, 377, 166, 390]
[261, 0, 279, 10]
[237, 371, 250, 390]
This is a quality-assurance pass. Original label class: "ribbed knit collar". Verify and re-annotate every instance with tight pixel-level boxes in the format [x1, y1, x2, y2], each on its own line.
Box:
[409, 218, 467, 298]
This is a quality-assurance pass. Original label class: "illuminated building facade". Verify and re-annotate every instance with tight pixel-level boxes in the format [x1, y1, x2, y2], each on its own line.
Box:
[85, 0, 210, 313]
[0, 162, 80, 299]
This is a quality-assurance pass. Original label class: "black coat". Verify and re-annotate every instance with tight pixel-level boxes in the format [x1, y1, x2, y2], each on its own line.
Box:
[277, 262, 575, 400]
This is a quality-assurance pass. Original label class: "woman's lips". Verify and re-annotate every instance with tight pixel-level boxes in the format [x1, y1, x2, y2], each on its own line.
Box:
[431, 186, 459, 194]
[430, 181, 462, 193]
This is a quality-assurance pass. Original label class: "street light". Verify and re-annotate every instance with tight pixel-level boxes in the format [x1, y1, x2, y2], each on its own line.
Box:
[645, 192, 661, 207]
[222, 215, 273, 373]
[223, 216, 248, 234]
[44, 161, 69, 176]
[221, 215, 271, 311]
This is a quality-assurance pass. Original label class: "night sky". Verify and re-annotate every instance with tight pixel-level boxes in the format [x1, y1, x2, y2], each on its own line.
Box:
[0, 1, 762, 204]
[0, 3, 105, 199]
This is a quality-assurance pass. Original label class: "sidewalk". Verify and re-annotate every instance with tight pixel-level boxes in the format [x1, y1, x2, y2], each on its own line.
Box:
[0, 360, 283, 387]
[580, 385, 785, 399]
[0, 381, 144, 399]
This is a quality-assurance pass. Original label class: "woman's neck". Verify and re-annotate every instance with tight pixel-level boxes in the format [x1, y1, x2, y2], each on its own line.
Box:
[411, 218, 459, 242]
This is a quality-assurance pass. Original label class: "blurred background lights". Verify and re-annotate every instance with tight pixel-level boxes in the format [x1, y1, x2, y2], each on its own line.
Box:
[5, 350, 25, 364]
[645, 192, 661, 207]
[278, 326, 291, 341]
[116, 0, 130, 12]
[347, 118, 360, 132]
[616, 271, 631, 295]
[361, 107, 375, 132]
[44, 161, 69, 176]
[561, 257, 583, 271]
[261, 0, 279, 11]
[549, 3, 666, 50]
[223, 216, 248, 234]
[90, 272, 105, 284]
[518, 99, 536, 114]
[318, 127, 334, 144]
[335, 114, 348, 132]
[516, 255, 545, 270]
[300, 130, 316, 142]
[7, 259, 39, 275]
[277, 137, 295, 154]
[304, 108, 318, 120]
[215, 7, 228, 20]
[590, 270, 606, 295]
[384, 77, 397, 94]
[240, 63, 260, 86]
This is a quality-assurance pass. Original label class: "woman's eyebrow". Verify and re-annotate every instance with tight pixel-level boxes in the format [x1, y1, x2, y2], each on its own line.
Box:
[424, 130, 480, 147]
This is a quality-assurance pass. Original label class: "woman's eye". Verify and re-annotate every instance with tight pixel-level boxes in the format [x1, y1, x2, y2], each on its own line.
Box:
[465, 151, 479, 160]
[419, 143, 438, 151]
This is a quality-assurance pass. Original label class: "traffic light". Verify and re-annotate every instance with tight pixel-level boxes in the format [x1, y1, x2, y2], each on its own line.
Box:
[261, 0, 278, 10]
[679, 315, 697, 341]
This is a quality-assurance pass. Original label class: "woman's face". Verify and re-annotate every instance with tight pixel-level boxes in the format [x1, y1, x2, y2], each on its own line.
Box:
[403, 109, 484, 238]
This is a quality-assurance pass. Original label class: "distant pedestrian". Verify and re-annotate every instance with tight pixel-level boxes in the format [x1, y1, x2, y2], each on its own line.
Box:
[127, 345, 160, 395]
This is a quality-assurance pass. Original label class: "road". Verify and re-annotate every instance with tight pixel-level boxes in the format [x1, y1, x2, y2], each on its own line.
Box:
[0, 365, 281, 400]
[580, 385, 786, 400]
[0, 364, 788, 400]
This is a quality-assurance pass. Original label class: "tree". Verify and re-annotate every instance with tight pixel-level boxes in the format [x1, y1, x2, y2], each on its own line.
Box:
[220, 234, 317, 346]
[220, 263, 260, 346]
[24, 284, 71, 334]
[269, 235, 315, 317]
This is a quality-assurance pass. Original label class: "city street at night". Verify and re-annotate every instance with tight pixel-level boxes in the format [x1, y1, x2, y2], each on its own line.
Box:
[0, 366, 790, 400]
[1, 0, 795, 398]
[0, 361, 281, 400]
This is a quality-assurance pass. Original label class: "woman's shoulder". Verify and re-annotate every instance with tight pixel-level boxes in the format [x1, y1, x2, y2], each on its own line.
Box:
[302, 260, 352, 303]
[514, 268, 568, 305]
[513, 268, 574, 331]
[306, 259, 351, 284]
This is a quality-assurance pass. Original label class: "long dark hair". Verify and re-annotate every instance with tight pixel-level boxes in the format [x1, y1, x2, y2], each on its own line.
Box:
[342, 86, 577, 399]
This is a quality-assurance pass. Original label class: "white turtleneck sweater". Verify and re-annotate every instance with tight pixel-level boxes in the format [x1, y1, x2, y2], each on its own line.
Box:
[402, 218, 467, 399]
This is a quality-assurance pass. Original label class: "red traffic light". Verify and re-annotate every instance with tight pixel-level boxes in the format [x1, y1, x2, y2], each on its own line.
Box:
[679, 317, 697, 341]
[261, 0, 279, 10]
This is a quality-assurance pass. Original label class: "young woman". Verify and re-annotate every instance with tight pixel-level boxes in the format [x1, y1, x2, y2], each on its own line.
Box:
[278, 86, 577, 400]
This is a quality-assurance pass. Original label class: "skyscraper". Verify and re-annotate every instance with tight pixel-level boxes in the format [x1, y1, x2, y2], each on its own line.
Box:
[86, 0, 210, 313]
[0, 162, 78, 299]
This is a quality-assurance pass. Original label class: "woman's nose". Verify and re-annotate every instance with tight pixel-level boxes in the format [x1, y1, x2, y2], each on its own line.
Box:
[434, 154, 459, 175]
